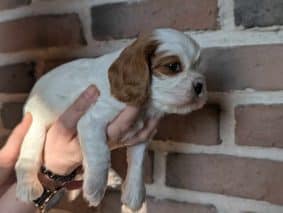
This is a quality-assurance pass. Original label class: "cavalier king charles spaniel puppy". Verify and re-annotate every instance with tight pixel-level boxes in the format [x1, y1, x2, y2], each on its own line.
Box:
[15, 28, 207, 211]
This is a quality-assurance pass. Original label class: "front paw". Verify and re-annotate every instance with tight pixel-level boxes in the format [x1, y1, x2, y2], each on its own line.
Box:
[15, 159, 43, 202]
[16, 178, 44, 202]
[121, 181, 145, 211]
[121, 203, 146, 213]
[83, 176, 107, 207]
[107, 168, 122, 188]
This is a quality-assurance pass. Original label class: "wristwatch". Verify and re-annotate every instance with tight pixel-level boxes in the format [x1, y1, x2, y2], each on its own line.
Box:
[33, 166, 80, 212]
[33, 187, 65, 213]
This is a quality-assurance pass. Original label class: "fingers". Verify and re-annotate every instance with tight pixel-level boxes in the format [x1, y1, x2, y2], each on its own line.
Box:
[124, 117, 159, 146]
[108, 116, 160, 150]
[42, 85, 98, 177]
[0, 113, 32, 166]
[48, 85, 100, 142]
[107, 106, 140, 142]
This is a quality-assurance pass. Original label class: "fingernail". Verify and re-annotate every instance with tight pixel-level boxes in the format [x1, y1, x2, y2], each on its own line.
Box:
[85, 85, 100, 100]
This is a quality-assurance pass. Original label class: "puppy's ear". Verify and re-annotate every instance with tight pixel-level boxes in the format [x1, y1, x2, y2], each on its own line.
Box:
[108, 34, 159, 106]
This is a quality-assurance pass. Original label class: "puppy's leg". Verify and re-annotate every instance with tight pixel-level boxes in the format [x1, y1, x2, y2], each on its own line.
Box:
[15, 117, 46, 202]
[77, 114, 110, 207]
[121, 142, 148, 210]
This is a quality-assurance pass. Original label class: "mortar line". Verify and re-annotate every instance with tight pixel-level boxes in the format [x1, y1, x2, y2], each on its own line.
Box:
[218, 0, 235, 30]
[150, 141, 283, 162]
[77, 7, 94, 46]
[209, 91, 283, 105]
[216, 95, 235, 147]
[1, 29, 283, 67]
[146, 185, 283, 213]
[152, 150, 167, 186]
[0, 94, 28, 102]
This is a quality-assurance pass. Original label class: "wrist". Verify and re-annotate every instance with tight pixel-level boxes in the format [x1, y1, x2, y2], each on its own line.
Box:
[34, 166, 79, 212]
[32, 186, 65, 212]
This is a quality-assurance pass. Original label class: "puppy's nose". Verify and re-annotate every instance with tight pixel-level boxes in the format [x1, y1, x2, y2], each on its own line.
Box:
[193, 81, 203, 96]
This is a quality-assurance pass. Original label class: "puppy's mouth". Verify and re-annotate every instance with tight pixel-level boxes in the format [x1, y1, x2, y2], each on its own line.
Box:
[176, 92, 207, 107]
[155, 95, 207, 115]
[151, 88, 207, 114]
[176, 97, 199, 107]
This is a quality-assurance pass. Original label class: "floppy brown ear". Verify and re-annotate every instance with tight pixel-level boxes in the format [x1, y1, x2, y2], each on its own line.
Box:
[108, 35, 158, 106]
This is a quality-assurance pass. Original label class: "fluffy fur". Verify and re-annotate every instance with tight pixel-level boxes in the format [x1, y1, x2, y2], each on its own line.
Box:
[15, 28, 207, 210]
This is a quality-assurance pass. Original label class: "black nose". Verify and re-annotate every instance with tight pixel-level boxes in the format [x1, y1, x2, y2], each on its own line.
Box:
[193, 82, 203, 96]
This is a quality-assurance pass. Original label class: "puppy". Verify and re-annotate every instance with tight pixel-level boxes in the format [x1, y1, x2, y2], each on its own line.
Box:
[15, 28, 207, 210]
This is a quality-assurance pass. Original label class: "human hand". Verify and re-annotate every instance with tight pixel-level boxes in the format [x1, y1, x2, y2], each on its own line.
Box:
[107, 107, 159, 150]
[43, 87, 159, 177]
[42, 85, 100, 176]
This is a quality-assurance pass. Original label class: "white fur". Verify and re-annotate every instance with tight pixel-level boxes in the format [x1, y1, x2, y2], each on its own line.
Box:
[15, 28, 207, 210]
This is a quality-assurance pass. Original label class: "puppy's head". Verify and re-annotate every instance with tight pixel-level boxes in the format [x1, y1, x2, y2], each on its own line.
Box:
[109, 28, 207, 114]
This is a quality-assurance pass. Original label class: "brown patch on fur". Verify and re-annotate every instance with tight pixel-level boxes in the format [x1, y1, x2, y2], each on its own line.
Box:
[108, 34, 159, 106]
[151, 54, 183, 77]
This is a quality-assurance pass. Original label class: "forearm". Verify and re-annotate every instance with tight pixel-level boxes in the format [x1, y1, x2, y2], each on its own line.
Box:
[0, 183, 35, 213]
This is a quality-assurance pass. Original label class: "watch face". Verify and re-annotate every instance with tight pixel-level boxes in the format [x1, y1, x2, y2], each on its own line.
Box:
[45, 188, 65, 211]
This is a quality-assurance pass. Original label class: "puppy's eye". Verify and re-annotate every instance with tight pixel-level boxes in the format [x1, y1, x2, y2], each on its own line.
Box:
[167, 63, 181, 73]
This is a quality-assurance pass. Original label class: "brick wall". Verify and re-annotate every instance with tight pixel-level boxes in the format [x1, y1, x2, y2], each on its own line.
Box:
[1, 0, 283, 213]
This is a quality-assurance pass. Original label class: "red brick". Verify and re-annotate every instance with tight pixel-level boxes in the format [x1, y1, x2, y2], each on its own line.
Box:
[0, 14, 86, 52]
[111, 148, 127, 179]
[0, 63, 35, 93]
[35, 59, 75, 79]
[0, 0, 30, 10]
[44, 59, 74, 72]
[111, 148, 154, 184]
[234, 0, 283, 28]
[1, 103, 24, 129]
[200, 45, 283, 91]
[155, 105, 220, 145]
[100, 191, 121, 213]
[91, 0, 218, 40]
[235, 104, 283, 148]
[144, 150, 154, 183]
[166, 154, 283, 205]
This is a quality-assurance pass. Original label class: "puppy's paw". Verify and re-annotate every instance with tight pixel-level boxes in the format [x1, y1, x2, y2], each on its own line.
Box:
[107, 168, 122, 188]
[15, 159, 43, 202]
[121, 181, 145, 211]
[67, 189, 81, 201]
[121, 203, 146, 213]
[83, 176, 107, 207]
[16, 178, 44, 202]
